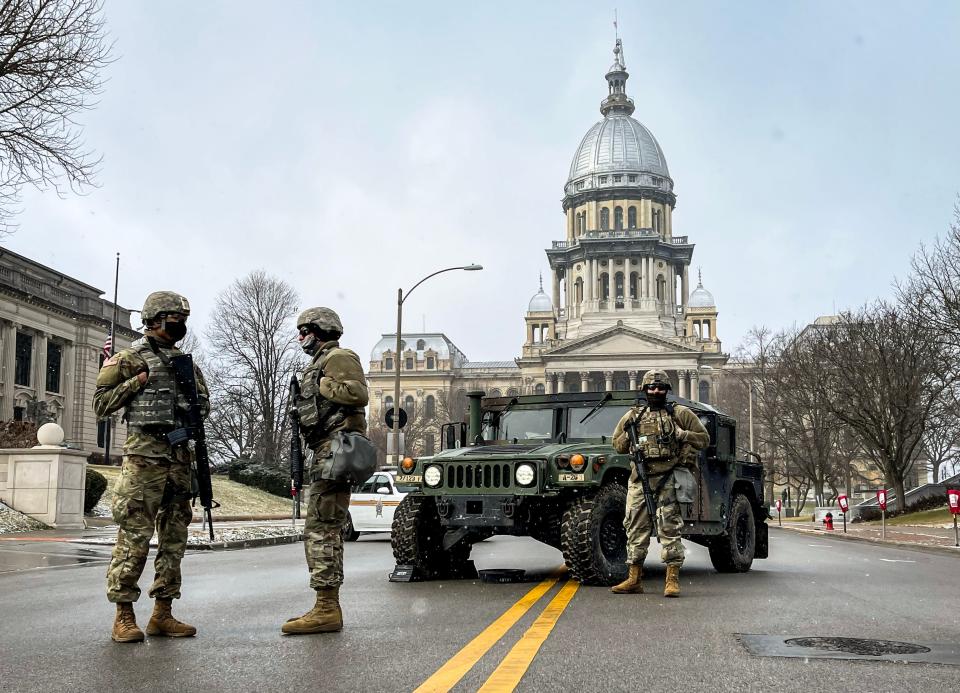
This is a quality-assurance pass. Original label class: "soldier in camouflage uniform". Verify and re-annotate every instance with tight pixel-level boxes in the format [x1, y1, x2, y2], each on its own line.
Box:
[93, 291, 209, 642]
[610, 369, 709, 597]
[282, 307, 368, 635]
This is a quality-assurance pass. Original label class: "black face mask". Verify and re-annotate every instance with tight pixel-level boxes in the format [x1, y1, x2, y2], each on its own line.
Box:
[646, 391, 667, 409]
[162, 319, 188, 343]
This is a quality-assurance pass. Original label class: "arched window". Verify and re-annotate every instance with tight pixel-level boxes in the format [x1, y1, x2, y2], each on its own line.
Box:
[656, 276, 665, 301]
[534, 383, 545, 394]
[600, 207, 610, 230]
[489, 389, 502, 397]
[653, 209, 661, 234]
[574, 277, 583, 304]
[629, 272, 639, 299]
[615, 272, 624, 307]
[405, 395, 415, 416]
[699, 380, 711, 404]
[416, 339, 426, 350]
[405, 357, 414, 370]
[600, 273, 609, 300]
[507, 388, 519, 396]
[703, 320, 711, 339]
[628, 206, 637, 229]
[614, 206, 623, 230]
[425, 395, 436, 418]
[384, 396, 393, 410]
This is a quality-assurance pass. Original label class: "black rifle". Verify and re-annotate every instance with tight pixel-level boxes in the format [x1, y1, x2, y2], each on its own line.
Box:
[289, 375, 304, 522]
[166, 353, 218, 540]
[626, 421, 659, 542]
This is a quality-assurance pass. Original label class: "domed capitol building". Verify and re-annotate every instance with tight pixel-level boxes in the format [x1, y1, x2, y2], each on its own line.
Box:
[367, 39, 728, 454]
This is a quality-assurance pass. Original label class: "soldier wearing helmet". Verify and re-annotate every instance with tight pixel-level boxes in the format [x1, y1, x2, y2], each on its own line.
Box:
[610, 368, 709, 598]
[283, 306, 368, 635]
[93, 291, 209, 642]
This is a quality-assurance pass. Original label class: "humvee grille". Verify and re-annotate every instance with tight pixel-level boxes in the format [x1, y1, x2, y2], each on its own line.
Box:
[446, 463, 513, 489]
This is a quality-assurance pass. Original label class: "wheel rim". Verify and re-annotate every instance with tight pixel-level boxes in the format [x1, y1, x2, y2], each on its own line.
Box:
[735, 509, 751, 554]
[599, 512, 627, 564]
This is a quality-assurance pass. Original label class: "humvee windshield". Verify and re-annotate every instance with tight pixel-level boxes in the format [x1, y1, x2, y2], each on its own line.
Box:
[566, 405, 631, 439]
[483, 408, 553, 441]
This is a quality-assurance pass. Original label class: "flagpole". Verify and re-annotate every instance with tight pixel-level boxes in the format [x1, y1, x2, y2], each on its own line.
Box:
[103, 253, 119, 467]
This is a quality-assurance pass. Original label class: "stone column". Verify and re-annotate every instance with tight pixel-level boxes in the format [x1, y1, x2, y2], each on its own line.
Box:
[682, 265, 689, 308]
[580, 371, 590, 393]
[647, 258, 655, 301]
[628, 370, 638, 391]
[607, 262, 615, 310]
[557, 374, 565, 394]
[690, 369, 700, 402]
[552, 270, 561, 314]
[546, 373, 555, 395]
[604, 371, 614, 392]
[584, 257, 592, 303]
[2, 321, 16, 419]
[563, 272, 569, 314]
[61, 341, 74, 440]
[676, 370, 687, 399]
[35, 332, 48, 403]
[591, 258, 599, 307]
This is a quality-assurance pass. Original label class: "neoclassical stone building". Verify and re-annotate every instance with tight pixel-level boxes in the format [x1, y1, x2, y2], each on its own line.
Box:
[0, 247, 138, 452]
[367, 39, 728, 449]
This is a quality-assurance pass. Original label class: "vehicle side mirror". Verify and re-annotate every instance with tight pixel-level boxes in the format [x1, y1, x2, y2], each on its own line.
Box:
[376, 487, 391, 495]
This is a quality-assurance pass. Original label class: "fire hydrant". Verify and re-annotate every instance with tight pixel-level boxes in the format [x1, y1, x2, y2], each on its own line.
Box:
[823, 512, 834, 531]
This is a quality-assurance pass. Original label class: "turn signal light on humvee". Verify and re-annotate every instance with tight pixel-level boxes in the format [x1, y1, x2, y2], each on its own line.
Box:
[569, 454, 587, 472]
[401, 457, 416, 473]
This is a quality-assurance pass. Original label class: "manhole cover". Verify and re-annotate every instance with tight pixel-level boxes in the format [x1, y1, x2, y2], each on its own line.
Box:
[785, 637, 930, 657]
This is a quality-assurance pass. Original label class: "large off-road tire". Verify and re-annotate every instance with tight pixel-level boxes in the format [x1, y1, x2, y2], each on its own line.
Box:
[560, 483, 628, 585]
[708, 493, 756, 573]
[342, 513, 360, 542]
[391, 495, 471, 578]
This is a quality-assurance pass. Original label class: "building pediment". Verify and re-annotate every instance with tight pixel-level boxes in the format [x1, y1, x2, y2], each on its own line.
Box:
[545, 324, 698, 357]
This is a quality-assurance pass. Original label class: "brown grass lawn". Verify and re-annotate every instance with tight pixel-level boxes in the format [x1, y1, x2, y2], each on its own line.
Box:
[89, 465, 291, 517]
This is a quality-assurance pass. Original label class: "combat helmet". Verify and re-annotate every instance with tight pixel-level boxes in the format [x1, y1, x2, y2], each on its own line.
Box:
[141, 291, 191, 323]
[297, 307, 343, 335]
[640, 369, 672, 392]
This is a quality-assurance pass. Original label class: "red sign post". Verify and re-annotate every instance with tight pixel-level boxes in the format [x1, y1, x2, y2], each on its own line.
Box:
[775, 499, 782, 527]
[877, 489, 888, 539]
[948, 489, 960, 547]
[838, 494, 849, 533]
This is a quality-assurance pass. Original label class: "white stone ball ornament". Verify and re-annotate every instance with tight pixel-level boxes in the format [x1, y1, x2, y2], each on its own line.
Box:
[36, 423, 65, 447]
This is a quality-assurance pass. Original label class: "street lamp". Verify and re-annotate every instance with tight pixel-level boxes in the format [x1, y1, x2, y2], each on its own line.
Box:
[392, 264, 483, 464]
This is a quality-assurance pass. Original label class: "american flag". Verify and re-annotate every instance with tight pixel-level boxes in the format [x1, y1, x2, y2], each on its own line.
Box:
[102, 332, 113, 360]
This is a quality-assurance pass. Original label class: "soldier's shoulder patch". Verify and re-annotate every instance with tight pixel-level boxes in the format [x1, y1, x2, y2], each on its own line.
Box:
[103, 355, 121, 367]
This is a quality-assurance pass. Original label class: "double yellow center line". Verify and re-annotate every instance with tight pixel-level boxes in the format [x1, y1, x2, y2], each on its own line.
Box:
[414, 570, 580, 693]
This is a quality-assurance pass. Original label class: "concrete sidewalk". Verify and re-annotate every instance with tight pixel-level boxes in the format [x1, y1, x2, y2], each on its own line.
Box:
[772, 520, 960, 557]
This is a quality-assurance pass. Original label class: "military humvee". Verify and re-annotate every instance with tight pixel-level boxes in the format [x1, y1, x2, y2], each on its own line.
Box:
[390, 390, 768, 585]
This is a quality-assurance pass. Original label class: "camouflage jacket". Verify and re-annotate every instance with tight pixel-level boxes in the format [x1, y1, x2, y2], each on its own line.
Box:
[93, 336, 209, 459]
[297, 340, 368, 452]
[612, 403, 710, 476]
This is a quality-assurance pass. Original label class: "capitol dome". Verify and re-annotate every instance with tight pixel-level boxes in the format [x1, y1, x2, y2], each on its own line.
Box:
[528, 277, 553, 312]
[564, 39, 674, 198]
[689, 277, 715, 308]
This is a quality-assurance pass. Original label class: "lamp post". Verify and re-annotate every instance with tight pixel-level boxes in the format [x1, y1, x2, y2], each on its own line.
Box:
[392, 264, 483, 464]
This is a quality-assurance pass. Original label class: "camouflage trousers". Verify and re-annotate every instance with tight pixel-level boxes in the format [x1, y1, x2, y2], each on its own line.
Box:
[624, 469, 685, 567]
[303, 478, 351, 590]
[106, 455, 193, 603]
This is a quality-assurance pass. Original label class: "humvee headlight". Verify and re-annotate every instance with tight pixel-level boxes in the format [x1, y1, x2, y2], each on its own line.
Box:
[401, 457, 416, 473]
[423, 465, 442, 487]
[569, 454, 587, 472]
[515, 463, 536, 487]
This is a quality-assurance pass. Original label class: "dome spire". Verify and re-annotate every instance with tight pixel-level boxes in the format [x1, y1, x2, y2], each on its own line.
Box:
[601, 35, 635, 117]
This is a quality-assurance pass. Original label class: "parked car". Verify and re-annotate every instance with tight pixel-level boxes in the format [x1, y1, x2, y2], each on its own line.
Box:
[342, 470, 416, 541]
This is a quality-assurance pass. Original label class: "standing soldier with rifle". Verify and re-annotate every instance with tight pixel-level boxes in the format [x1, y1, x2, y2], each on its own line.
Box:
[283, 307, 369, 635]
[93, 291, 211, 642]
[610, 369, 709, 598]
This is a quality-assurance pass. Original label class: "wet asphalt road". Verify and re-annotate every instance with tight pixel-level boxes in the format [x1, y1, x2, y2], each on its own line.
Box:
[0, 529, 958, 692]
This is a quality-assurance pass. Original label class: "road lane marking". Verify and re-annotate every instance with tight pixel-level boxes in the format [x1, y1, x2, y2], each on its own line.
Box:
[879, 558, 916, 563]
[477, 578, 580, 693]
[413, 571, 563, 693]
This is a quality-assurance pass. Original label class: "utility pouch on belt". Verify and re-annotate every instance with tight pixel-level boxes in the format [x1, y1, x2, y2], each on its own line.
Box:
[673, 467, 698, 504]
[316, 431, 378, 484]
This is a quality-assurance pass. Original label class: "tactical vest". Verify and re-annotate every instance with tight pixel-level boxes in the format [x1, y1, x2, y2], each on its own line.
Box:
[634, 405, 678, 460]
[295, 347, 363, 432]
[125, 342, 191, 431]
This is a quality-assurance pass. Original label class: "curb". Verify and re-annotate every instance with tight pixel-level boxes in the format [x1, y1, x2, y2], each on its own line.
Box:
[771, 524, 960, 558]
[189, 533, 305, 551]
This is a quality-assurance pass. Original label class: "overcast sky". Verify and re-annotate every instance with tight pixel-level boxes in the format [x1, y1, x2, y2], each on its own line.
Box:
[6, 1, 959, 361]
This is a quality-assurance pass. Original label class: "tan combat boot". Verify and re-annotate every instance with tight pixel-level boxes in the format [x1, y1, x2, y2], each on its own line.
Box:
[146, 598, 197, 637]
[610, 564, 643, 594]
[112, 602, 145, 643]
[281, 587, 343, 634]
[664, 564, 681, 598]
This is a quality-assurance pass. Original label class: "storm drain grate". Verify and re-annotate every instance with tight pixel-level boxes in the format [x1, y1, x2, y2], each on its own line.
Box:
[738, 634, 960, 666]
[785, 637, 929, 657]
